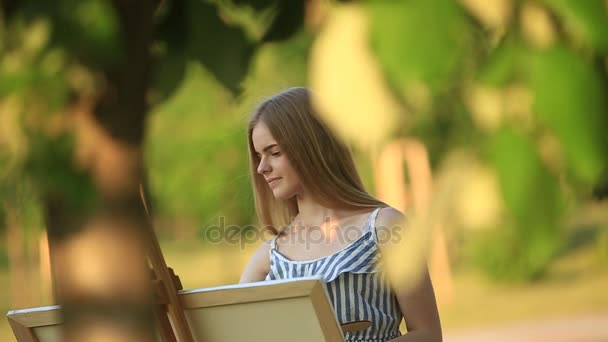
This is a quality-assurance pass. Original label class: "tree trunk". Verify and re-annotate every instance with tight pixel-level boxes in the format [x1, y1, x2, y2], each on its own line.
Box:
[43, 2, 159, 341]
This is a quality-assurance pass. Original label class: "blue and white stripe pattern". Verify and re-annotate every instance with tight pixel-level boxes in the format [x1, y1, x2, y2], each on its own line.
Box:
[265, 207, 403, 341]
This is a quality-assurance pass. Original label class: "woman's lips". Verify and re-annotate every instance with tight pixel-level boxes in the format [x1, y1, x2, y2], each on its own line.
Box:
[268, 178, 282, 187]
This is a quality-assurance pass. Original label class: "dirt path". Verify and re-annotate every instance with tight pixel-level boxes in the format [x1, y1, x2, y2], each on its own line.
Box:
[445, 312, 608, 342]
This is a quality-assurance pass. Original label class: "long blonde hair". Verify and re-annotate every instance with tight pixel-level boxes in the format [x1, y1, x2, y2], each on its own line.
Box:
[247, 87, 385, 232]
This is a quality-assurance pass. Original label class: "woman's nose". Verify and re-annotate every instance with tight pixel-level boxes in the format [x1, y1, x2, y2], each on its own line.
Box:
[257, 158, 270, 175]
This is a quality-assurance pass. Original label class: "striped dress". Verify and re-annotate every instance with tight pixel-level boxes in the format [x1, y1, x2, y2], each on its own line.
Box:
[265, 207, 403, 341]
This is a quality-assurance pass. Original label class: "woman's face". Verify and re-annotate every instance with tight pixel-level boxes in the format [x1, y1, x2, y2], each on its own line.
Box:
[251, 121, 303, 200]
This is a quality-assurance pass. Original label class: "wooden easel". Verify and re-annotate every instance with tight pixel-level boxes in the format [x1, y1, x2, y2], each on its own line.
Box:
[140, 184, 194, 342]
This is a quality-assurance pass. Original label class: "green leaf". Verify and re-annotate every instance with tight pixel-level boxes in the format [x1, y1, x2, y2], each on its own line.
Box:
[478, 35, 522, 86]
[478, 128, 564, 281]
[261, 0, 305, 43]
[543, 0, 608, 52]
[186, 0, 255, 95]
[155, 0, 189, 50]
[367, 0, 471, 91]
[528, 46, 608, 185]
[230, 0, 275, 11]
[489, 128, 561, 226]
[0, 69, 37, 96]
[150, 49, 188, 103]
[22, 0, 122, 67]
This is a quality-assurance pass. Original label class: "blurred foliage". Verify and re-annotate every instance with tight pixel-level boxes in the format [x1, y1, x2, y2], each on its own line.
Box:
[598, 228, 608, 265]
[367, 0, 472, 92]
[528, 46, 607, 185]
[19, 1, 122, 67]
[147, 63, 253, 226]
[1, 0, 607, 282]
[473, 128, 563, 280]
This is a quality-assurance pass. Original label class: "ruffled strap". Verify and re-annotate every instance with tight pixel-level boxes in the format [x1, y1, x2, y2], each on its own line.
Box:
[364, 207, 383, 243]
[269, 235, 279, 251]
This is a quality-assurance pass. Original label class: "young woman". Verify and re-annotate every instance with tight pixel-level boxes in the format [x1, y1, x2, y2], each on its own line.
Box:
[240, 87, 442, 342]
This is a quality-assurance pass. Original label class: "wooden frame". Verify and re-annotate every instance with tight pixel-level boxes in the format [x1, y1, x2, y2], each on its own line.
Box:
[8, 277, 346, 342]
[7, 305, 167, 342]
[6, 269, 184, 342]
[179, 276, 344, 342]
[7, 305, 62, 342]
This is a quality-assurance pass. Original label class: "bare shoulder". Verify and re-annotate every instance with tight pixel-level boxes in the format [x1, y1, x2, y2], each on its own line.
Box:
[376, 206, 407, 231]
[252, 238, 273, 260]
[239, 238, 273, 283]
[375, 206, 407, 249]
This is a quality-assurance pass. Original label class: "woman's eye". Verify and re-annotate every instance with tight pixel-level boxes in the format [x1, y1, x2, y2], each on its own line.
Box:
[271, 151, 281, 157]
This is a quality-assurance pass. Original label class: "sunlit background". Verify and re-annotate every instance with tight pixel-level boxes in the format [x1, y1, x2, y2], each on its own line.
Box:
[1, 0, 607, 341]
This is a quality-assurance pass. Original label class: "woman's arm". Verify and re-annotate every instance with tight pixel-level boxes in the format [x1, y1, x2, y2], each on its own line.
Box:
[388, 268, 442, 342]
[239, 240, 272, 283]
[376, 207, 443, 342]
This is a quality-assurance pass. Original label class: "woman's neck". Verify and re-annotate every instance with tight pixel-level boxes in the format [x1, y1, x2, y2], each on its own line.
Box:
[293, 193, 332, 227]
[293, 192, 357, 228]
